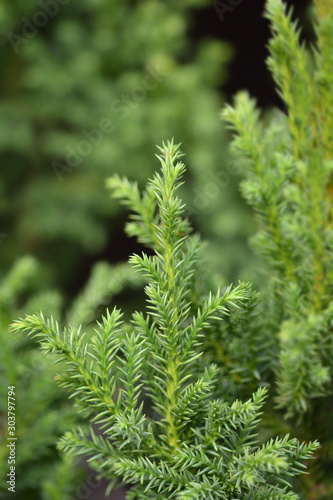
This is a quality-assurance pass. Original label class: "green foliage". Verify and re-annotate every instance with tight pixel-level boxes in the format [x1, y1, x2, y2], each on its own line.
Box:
[222, 1, 333, 495]
[222, 0, 333, 419]
[0, 0, 252, 290]
[1, 255, 141, 498]
[12, 142, 318, 499]
[201, 284, 275, 401]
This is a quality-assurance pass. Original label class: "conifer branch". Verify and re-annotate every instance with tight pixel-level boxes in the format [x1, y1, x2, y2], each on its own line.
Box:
[11, 140, 319, 498]
[222, 0, 333, 417]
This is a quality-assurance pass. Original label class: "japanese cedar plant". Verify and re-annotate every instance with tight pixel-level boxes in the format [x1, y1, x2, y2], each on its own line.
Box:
[12, 142, 318, 499]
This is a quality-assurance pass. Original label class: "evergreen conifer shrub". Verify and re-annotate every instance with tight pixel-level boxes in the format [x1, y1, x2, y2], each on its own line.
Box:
[12, 142, 318, 499]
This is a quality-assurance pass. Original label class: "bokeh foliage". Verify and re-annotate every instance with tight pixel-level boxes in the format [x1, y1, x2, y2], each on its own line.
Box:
[0, 0, 256, 296]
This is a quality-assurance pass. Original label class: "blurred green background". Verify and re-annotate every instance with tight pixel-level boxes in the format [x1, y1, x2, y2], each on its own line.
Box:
[0, 0, 311, 498]
[0, 0, 260, 300]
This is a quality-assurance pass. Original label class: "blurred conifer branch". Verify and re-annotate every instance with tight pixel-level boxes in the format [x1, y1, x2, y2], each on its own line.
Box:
[222, 0, 333, 418]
